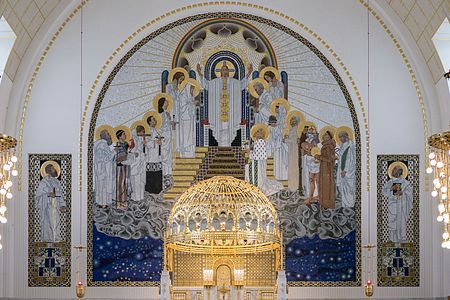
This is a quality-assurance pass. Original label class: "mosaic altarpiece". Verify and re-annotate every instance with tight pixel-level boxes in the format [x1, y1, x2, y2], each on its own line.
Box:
[28, 154, 72, 287]
[88, 13, 361, 287]
[377, 155, 420, 286]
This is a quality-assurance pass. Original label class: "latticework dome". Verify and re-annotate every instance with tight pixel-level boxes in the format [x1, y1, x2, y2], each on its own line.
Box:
[166, 176, 281, 254]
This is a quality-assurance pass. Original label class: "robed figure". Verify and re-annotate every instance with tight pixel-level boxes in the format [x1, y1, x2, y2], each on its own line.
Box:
[93, 130, 115, 207]
[166, 73, 197, 158]
[267, 115, 288, 180]
[145, 115, 163, 194]
[130, 126, 147, 201]
[35, 163, 67, 242]
[382, 165, 413, 243]
[197, 62, 252, 146]
[336, 130, 356, 208]
[315, 130, 336, 209]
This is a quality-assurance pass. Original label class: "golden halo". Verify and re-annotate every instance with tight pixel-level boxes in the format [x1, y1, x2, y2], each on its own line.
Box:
[250, 123, 269, 141]
[248, 78, 270, 98]
[152, 92, 174, 112]
[180, 78, 201, 97]
[215, 60, 236, 78]
[259, 66, 281, 81]
[311, 147, 321, 157]
[319, 126, 336, 143]
[285, 110, 305, 128]
[95, 124, 114, 140]
[130, 120, 151, 135]
[40, 160, 61, 178]
[112, 125, 131, 144]
[143, 111, 162, 129]
[388, 161, 409, 179]
[296, 120, 317, 137]
[269, 98, 290, 115]
[282, 127, 290, 137]
[334, 126, 355, 146]
[168, 67, 189, 83]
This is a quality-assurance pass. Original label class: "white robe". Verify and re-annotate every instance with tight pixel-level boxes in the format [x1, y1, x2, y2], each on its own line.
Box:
[382, 177, 413, 243]
[255, 90, 272, 124]
[160, 111, 173, 175]
[269, 80, 284, 100]
[267, 125, 288, 180]
[167, 83, 196, 157]
[286, 126, 299, 192]
[130, 130, 147, 201]
[35, 176, 66, 242]
[336, 140, 356, 208]
[146, 127, 162, 164]
[250, 139, 283, 196]
[200, 76, 247, 146]
[93, 139, 115, 206]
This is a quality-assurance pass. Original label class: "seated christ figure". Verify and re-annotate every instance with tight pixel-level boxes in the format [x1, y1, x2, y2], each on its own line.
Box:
[197, 61, 252, 146]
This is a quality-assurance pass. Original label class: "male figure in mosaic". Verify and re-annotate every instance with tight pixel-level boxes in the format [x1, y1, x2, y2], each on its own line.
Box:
[35, 164, 67, 242]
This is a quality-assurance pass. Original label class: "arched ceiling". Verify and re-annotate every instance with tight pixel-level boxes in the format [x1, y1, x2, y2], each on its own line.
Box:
[0, 0, 448, 84]
[0, 0, 61, 80]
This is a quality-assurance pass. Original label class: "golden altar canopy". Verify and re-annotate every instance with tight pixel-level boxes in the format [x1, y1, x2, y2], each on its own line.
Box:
[165, 176, 282, 288]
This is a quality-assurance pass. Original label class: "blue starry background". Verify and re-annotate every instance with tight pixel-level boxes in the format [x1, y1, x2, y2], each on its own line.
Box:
[285, 230, 356, 282]
[92, 226, 163, 282]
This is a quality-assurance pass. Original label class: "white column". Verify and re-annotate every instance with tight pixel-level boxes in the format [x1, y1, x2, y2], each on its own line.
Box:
[277, 270, 287, 300]
[160, 270, 171, 300]
[204, 124, 210, 146]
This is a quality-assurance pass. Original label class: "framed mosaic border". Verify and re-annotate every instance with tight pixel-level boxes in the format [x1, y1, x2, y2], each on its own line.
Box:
[376, 154, 420, 287]
[87, 12, 362, 287]
[28, 154, 72, 287]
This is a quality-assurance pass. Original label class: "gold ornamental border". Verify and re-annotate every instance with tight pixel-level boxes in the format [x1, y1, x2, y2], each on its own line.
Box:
[86, 12, 362, 288]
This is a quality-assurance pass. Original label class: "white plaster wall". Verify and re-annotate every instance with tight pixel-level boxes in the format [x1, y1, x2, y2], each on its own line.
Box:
[0, 0, 448, 298]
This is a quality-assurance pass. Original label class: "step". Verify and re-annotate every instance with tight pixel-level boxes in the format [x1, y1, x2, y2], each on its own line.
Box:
[173, 164, 200, 170]
[212, 157, 239, 162]
[215, 153, 236, 158]
[172, 175, 195, 182]
[174, 158, 203, 164]
[196, 147, 209, 153]
[208, 163, 241, 169]
[177, 153, 206, 159]
[207, 167, 244, 172]
[165, 187, 188, 194]
[204, 174, 245, 180]
[173, 170, 197, 176]
[173, 181, 193, 188]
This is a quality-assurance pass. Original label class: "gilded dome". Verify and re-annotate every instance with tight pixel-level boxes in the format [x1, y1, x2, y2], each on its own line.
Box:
[167, 176, 280, 254]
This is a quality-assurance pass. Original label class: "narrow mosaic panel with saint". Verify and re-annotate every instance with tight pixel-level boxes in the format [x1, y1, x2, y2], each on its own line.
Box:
[377, 155, 420, 287]
[28, 154, 71, 287]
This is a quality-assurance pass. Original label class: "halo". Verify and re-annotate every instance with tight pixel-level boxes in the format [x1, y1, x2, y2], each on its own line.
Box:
[143, 111, 163, 129]
[250, 123, 269, 141]
[269, 98, 290, 115]
[388, 161, 409, 179]
[334, 126, 355, 145]
[285, 110, 305, 128]
[95, 124, 114, 140]
[319, 126, 337, 143]
[282, 127, 290, 137]
[215, 60, 236, 78]
[248, 78, 270, 98]
[40, 160, 61, 178]
[168, 67, 189, 83]
[152, 92, 174, 112]
[296, 120, 317, 137]
[130, 120, 151, 134]
[311, 147, 321, 157]
[112, 125, 131, 144]
[180, 78, 201, 97]
[259, 66, 281, 81]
